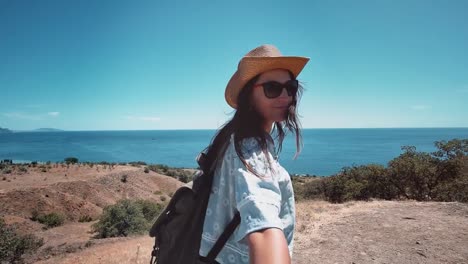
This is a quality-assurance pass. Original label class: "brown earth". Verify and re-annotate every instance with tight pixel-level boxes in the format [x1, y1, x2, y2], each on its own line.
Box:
[1, 164, 468, 264]
[0, 163, 183, 262]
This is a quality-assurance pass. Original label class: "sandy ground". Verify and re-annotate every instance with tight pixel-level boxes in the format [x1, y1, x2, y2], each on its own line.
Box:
[293, 200, 468, 264]
[0, 164, 140, 191]
[2, 164, 468, 264]
[33, 200, 468, 264]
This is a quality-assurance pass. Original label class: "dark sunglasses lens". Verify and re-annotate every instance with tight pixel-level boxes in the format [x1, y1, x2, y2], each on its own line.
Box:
[285, 80, 299, 96]
[263, 82, 283, 98]
[263, 80, 299, 98]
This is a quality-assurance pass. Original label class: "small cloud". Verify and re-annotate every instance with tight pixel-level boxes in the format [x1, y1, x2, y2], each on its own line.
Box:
[411, 105, 431, 111]
[123, 115, 161, 122]
[48, 112, 60, 117]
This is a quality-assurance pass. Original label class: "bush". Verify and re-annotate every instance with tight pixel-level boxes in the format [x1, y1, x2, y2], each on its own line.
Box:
[315, 164, 400, 203]
[92, 199, 151, 238]
[0, 217, 44, 263]
[292, 176, 326, 201]
[134, 199, 165, 222]
[30, 211, 65, 229]
[387, 146, 436, 200]
[148, 164, 169, 173]
[121, 174, 128, 183]
[78, 215, 93, 223]
[129, 161, 147, 167]
[322, 175, 347, 203]
[64, 157, 79, 164]
[144, 167, 150, 173]
[147, 164, 194, 183]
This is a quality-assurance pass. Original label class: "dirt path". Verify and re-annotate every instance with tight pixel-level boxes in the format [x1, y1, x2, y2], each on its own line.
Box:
[35, 200, 468, 264]
[293, 200, 468, 264]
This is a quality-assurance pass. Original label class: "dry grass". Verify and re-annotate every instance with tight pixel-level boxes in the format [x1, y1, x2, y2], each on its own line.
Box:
[3, 162, 468, 264]
[37, 237, 154, 264]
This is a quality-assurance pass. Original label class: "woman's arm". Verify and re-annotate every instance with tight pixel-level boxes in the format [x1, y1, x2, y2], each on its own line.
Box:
[247, 228, 291, 264]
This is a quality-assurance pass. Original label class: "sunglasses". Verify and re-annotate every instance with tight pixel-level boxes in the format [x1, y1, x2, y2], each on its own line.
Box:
[253, 80, 299, 99]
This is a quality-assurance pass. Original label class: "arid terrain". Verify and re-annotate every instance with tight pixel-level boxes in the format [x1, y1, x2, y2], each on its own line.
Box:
[1, 163, 467, 264]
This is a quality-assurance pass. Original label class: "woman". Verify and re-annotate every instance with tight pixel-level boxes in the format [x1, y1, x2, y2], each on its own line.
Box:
[199, 44, 309, 264]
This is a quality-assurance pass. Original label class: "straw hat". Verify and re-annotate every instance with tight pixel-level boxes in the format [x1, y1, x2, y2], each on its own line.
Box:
[225, 44, 310, 109]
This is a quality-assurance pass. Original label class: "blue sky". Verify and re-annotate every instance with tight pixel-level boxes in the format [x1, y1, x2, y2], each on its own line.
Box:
[1, 0, 467, 131]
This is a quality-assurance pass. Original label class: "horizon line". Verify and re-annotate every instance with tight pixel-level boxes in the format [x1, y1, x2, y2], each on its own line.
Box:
[6, 126, 468, 132]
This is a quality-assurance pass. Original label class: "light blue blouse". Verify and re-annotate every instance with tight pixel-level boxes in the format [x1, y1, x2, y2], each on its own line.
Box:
[199, 134, 296, 263]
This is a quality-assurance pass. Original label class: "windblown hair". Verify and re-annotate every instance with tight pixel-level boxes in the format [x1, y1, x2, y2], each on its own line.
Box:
[204, 70, 304, 177]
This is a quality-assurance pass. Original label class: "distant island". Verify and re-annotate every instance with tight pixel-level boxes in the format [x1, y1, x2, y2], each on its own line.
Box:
[0, 127, 13, 133]
[0, 127, 65, 133]
[33, 128, 65, 132]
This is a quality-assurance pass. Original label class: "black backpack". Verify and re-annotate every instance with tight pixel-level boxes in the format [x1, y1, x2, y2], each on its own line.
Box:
[149, 151, 240, 264]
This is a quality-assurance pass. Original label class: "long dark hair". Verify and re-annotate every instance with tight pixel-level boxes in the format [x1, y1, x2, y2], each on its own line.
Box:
[204, 70, 304, 177]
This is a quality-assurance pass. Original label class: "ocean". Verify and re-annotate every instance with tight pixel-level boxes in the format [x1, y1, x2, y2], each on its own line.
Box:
[0, 128, 467, 176]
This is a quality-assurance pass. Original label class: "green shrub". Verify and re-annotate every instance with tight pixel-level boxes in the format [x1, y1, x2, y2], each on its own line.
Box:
[147, 164, 194, 183]
[129, 161, 147, 167]
[318, 139, 467, 203]
[121, 174, 128, 183]
[177, 171, 193, 183]
[92, 199, 148, 238]
[148, 164, 169, 173]
[313, 163, 397, 203]
[84, 240, 94, 248]
[322, 175, 347, 203]
[292, 176, 326, 201]
[30, 211, 65, 229]
[64, 157, 79, 164]
[78, 215, 93, 223]
[134, 199, 165, 222]
[0, 217, 44, 263]
[387, 146, 436, 200]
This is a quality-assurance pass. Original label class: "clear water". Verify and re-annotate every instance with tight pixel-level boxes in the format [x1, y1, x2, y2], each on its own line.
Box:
[1, 128, 466, 176]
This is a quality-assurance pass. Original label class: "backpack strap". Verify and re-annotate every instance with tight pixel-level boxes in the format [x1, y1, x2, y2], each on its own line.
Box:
[203, 211, 241, 263]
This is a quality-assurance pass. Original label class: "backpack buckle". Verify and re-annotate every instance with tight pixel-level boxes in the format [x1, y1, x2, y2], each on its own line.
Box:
[150, 240, 159, 264]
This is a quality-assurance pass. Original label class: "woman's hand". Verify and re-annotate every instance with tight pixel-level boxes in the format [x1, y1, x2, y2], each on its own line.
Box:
[247, 228, 291, 264]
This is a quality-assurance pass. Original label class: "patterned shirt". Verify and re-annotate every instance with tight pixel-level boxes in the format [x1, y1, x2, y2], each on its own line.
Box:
[199, 134, 296, 263]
